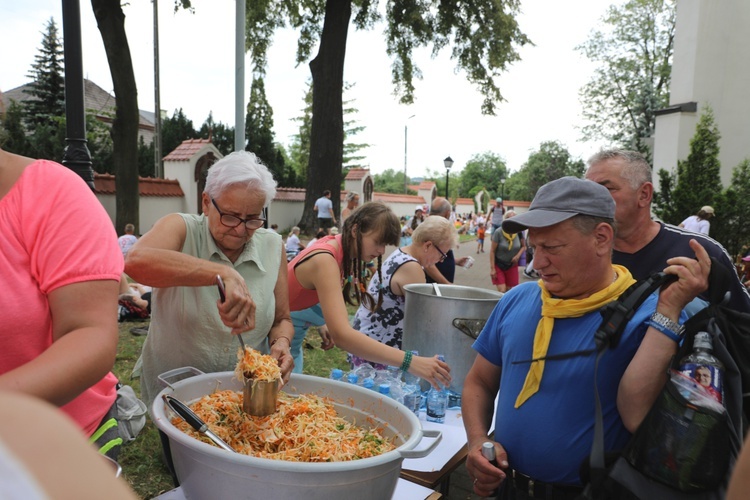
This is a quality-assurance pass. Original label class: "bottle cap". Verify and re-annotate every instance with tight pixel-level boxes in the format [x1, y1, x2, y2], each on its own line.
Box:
[347, 373, 359, 384]
[331, 368, 343, 379]
[378, 383, 390, 395]
[694, 331, 713, 351]
[363, 378, 375, 389]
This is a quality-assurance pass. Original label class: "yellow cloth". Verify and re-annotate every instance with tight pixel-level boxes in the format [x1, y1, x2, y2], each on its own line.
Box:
[514, 264, 635, 408]
[501, 230, 515, 251]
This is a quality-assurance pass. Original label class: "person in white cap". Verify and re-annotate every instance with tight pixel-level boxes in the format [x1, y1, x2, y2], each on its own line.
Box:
[679, 205, 715, 235]
[409, 204, 425, 233]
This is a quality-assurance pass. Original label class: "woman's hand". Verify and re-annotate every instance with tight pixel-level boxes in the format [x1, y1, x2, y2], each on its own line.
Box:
[217, 271, 256, 335]
[318, 325, 335, 350]
[269, 338, 294, 386]
[409, 355, 451, 389]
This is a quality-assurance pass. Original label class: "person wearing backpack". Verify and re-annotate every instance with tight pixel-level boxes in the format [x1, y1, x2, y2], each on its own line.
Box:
[462, 177, 710, 498]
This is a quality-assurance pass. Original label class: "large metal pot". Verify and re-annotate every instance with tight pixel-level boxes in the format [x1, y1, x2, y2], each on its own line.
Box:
[153, 370, 441, 500]
[402, 284, 503, 394]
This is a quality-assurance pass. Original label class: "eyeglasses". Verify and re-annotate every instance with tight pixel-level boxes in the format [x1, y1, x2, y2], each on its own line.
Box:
[432, 242, 448, 263]
[211, 198, 266, 229]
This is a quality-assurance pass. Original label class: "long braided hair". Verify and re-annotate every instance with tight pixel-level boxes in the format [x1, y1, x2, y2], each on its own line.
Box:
[341, 202, 401, 312]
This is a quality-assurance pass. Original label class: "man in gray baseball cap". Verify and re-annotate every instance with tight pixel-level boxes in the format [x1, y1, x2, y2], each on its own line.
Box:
[502, 176, 615, 234]
[462, 175, 710, 497]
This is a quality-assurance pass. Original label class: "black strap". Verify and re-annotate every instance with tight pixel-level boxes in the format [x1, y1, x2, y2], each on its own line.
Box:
[512, 273, 676, 366]
[588, 272, 676, 495]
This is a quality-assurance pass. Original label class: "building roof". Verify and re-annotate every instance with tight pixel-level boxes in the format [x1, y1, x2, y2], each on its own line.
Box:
[506, 200, 530, 208]
[94, 174, 184, 197]
[455, 197, 474, 205]
[407, 184, 421, 192]
[2, 79, 154, 130]
[163, 138, 214, 161]
[417, 180, 436, 190]
[273, 187, 306, 202]
[372, 193, 426, 204]
[345, 168, 370, 180]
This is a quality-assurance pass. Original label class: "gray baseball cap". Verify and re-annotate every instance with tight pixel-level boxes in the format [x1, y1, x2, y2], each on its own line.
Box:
[502, 176, 615, 233]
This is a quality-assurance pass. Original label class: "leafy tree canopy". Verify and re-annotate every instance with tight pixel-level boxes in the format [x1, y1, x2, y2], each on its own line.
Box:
[373, 168, 412, 194]
[25, 18, 65, 128]
[577, 0, 675, 154]
[506, 141, 585, 201]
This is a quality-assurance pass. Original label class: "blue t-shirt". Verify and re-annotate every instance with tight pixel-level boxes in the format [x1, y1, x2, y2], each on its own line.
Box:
[472, 281, 659, 485]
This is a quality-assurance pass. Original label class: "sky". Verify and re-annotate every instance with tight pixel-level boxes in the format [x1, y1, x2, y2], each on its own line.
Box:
[1, 0, 616, 179]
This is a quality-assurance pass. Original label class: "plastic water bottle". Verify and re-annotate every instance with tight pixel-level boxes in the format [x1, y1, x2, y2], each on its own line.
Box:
[329, 368, 343, 381]
[402, 379, 422, 416]
[362, 378, 376, 391]
[679, 331, 724, 405]
[426, 355, 448, 423]
[346, 372, 359, 385]
[378, 383, 391, 397]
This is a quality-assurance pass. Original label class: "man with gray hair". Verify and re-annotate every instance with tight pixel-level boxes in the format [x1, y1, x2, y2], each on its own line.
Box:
[585, 149, 750, 312]
[425, 196, 471, 284]
[462, 176, 709, 497]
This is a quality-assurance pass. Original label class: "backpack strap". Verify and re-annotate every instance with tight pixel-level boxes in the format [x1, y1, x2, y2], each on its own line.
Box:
[588, 272, 676, 496]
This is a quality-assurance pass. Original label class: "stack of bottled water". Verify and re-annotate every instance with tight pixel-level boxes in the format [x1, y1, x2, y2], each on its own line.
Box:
[328, 351, 459, 420]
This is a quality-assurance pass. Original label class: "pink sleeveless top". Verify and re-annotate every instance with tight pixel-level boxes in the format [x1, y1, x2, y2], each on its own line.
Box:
[287, 234, 344, 311]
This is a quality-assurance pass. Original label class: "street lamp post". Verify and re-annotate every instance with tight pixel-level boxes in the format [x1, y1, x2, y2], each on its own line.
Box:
[444, 156, 454, 198]
[500, 177, 506, 211]
[404, 114, 415, 193]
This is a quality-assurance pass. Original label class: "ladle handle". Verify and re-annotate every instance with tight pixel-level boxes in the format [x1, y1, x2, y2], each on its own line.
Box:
[217, 275, 246, 350]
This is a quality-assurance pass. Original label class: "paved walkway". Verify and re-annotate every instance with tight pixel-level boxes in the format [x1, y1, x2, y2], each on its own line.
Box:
[416, 239, 531, 499]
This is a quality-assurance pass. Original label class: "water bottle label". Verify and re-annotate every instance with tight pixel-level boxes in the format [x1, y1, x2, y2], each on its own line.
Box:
[680, 363, 723, 404]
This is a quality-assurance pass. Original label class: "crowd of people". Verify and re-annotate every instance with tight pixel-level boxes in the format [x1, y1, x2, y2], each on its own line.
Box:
[5, 137, 750, 498]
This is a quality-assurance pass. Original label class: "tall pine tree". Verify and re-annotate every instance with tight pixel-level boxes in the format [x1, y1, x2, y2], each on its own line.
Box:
[668, 106, 722, 225]
[25, 18, 65, 128]
[245, 76, 293, 186]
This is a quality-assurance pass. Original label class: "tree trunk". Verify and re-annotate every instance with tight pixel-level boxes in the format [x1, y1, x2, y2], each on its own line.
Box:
[302, 0, 351, 232]
[91, 0, 140, 235]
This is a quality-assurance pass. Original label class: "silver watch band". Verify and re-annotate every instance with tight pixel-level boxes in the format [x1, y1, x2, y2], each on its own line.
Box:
[650, 311, 685, 338]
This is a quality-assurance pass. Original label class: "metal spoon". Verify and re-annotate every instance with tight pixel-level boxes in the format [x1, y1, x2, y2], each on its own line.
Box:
[217, 275, 246, 351]
[162, 395, 236, 452]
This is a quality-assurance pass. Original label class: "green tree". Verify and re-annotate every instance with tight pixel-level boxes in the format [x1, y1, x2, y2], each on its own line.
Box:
[198, 112, 234, 156]
[458, 152, 508, 204]
[239, 0, 529, 230]
[373, 169, 412, 194]
[286, 84, 313, 188]
[245, 76, 295, 186]
[136, 136, 155, 177]
[577, 0, 675, 154]
[0, 101, 31, 155]
[508, 141, 584, 201]
[161, 108, 197, 157]
[24, 18, 66, 128]
[666, 106, 722, 225]
[712, 159, 750, 256]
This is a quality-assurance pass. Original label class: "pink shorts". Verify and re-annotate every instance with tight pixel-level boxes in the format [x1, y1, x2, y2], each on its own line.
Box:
[491, 264, 519, 287]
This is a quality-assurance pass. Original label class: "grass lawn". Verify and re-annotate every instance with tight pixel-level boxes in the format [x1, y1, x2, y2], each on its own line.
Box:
[114, 320, 350, 499]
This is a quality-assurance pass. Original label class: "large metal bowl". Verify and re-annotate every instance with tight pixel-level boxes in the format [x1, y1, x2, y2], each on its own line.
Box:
[153, 370, 440, 500]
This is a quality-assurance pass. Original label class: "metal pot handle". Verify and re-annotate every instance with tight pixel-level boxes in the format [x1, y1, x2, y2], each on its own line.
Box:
[157, 366, 205, 390]
[452, 318, 488, 340]
[398, 429, 442, 459]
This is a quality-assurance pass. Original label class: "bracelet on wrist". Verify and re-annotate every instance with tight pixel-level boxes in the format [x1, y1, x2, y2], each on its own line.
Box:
[270, 337, 291, 348]
[400, 350, 413, 372]
[647, 312, 685, 343]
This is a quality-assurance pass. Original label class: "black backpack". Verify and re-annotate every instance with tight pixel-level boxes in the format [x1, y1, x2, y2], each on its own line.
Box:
[581, 259, 746, 499]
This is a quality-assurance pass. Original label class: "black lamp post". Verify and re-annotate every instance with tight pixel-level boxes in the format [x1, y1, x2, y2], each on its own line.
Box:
[444, 156, 454, 198]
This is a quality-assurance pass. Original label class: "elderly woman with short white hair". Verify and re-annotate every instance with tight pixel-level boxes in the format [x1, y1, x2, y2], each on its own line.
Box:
[125, 151, 294, 406]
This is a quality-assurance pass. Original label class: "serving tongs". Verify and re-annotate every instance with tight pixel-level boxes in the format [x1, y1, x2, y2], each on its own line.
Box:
[217, 275, 279, 417]
[162, 394, 236, 453]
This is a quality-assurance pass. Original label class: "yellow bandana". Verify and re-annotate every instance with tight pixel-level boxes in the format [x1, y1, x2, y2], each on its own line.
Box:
[514, 264, 635, 408]
[501, 230, 515, 251]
